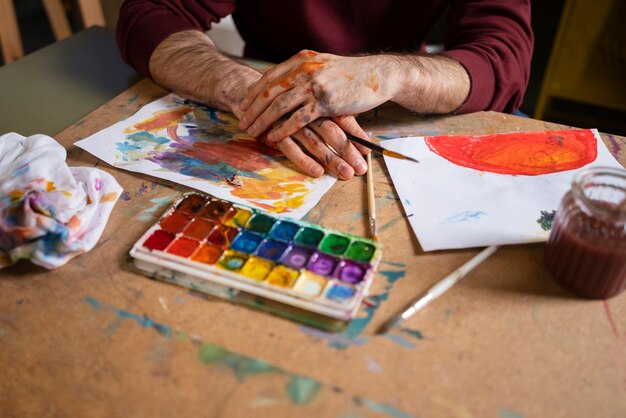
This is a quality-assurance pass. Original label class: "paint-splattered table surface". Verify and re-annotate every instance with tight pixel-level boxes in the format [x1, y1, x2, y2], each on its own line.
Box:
[2, 79, 626, 418]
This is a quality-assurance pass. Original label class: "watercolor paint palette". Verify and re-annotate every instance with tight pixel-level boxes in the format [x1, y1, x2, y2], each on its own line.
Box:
[129, 193, 382, 330]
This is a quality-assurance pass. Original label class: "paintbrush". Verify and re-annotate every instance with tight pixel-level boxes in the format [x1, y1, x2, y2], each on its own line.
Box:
[378, 245, 499, 334]
[345, 132, 419, 163]
[366, 152, 378, 241]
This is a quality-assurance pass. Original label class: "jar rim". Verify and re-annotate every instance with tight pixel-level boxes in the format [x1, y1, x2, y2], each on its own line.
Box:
[572, 166, 626, 219]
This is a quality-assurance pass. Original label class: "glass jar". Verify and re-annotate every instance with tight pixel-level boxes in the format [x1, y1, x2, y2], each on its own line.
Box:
[544, 167, 626, 299]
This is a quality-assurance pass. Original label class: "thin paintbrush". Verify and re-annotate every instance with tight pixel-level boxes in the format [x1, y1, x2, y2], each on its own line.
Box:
[378, 245, 499, 334]
[345, 132, 419, 163]
[366, 152, 378, 241]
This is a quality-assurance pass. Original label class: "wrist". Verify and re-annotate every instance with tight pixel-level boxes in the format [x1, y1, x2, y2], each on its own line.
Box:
[213, 65, 260, 117]
[387, 54, 470, 114]
[366, 55, 406, 103]
[384, 54, 424, 105]
[149, 30, 261, 114]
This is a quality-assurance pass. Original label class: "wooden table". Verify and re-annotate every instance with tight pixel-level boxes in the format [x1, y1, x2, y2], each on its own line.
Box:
[2, 78, 625, 418]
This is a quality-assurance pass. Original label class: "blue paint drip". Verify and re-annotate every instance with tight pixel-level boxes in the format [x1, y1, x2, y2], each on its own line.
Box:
[441, 210, 486, 224]
[382, 334, 416, 349]
[84, 297, 171, 337]
[380, 260, 406, 268]
[84, 297, 102, 309]
[357, 397, 416, 418]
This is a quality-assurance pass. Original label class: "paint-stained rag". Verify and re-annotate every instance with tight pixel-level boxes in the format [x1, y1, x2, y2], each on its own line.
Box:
[0, 133, 122, 269]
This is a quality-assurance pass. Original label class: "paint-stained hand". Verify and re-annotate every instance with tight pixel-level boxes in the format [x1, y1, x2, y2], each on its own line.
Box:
[259, 116, 370, 180]
[231, 93, 368, 180]
[238, 50, 395, 144]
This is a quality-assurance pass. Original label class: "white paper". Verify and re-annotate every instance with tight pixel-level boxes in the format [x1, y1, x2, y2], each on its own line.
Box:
[383, 129, 624, 251]
[75, 94, 336, 219]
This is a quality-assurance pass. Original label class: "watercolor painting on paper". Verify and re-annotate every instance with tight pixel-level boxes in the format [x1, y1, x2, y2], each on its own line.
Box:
[383, 129, 624, 251]
[75, 94, 336, 219]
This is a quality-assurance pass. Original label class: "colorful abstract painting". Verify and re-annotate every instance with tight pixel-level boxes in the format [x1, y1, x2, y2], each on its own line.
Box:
[75, 94, 336, 219]
[383, 129, 624, 251]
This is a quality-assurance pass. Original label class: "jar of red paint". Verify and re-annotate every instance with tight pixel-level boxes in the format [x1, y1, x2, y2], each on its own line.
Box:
[544, 167, 626, 299]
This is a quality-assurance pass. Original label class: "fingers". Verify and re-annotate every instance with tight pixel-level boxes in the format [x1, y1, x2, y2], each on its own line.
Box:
[240, 50, 327, 139]
[332, 116, 372, 155]
[308, 118, 367, 175]
[245, 88, 314, 139]
[265, 103, 320, 141]
[256, 116, 369, 180]
[274, 136, 325, 178]
[239, 60, 297, 112]
[291, 128, 355, 180]
[238, 70, 295, 131]
[241, 50, 322, 108]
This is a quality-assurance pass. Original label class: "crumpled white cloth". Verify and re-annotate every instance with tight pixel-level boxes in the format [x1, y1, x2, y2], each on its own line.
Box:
[0, 133, 123, 269]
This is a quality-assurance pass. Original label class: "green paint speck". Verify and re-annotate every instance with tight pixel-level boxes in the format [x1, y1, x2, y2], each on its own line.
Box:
[286, 376, 323, 404]
[359, 398, 415, 418]
[537, 210, 556, 231]
[197, 343, 277, 380]
[400, 329, 424, 340]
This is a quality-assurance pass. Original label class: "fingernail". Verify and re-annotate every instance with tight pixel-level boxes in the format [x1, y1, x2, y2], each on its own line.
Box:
[240, 98, 249, 110]
[311, 165, 324, 177]
[354, 158, 367, 175]
[338, 162, 353, 178]
[247, 124, 258, 137]
[238, 116, 248, 129]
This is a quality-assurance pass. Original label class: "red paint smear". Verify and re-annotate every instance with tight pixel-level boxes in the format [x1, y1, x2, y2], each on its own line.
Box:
[132, 107, 193, 132]
[603, 300, 620, 337]
[167, 126, 280, 172]
[166, 237, 200, 258]
[425, 129, 597, 176]
[143, 230, 175, 251]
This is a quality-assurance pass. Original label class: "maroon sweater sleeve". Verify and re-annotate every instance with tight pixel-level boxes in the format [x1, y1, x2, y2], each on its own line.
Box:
[444, 0, 533, 113]
[116, 0, 235, 78]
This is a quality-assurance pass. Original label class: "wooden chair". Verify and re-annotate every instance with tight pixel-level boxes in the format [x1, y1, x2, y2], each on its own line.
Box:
[0, 0, 105, 64]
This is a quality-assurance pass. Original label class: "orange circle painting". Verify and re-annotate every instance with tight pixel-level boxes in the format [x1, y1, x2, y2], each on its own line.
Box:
[424, 129, 598, 176]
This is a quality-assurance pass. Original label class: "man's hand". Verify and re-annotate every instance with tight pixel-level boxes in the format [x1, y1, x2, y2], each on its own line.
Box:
[260, 115, 369, 180]
[238, 50, 395, 142]
[238, 49, 471, 144]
